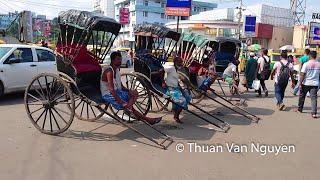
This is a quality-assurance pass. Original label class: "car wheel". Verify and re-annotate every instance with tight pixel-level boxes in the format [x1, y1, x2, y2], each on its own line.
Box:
[0, 81, 4, 98]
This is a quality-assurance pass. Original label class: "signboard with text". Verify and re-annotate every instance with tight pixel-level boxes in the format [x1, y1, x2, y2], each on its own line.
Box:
[243, 16, 256, 37]
[312, 13, 320, 20]
[166, 0, 191, 17]
[308, 22, 320, 45]
[119, 8, 130, 25]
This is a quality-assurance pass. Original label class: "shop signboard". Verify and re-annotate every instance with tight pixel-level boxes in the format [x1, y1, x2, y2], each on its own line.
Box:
[243, 15, 256, 37]
[166, 0, 192, 17]
[120, 8, 130, 25]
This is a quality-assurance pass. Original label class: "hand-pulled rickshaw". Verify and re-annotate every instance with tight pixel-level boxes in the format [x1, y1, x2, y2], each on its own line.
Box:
[175, 33, 261, 122]
[128, 23, 231, 132]
[24, 10, 173, 149]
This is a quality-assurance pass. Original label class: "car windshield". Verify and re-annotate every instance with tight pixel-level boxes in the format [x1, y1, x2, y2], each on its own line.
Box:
[0, 47, 12, 59]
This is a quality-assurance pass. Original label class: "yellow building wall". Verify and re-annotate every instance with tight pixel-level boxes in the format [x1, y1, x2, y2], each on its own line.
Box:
[292, 25, 308, 49]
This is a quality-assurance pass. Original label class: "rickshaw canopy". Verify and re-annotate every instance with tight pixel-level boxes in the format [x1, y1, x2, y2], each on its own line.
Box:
[58, 9, 121, 34]
[134, 23, 180, 41]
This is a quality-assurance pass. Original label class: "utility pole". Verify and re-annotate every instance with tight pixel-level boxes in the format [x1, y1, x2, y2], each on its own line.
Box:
[290, 0, 307, 25]
[236, 0, 245, 40]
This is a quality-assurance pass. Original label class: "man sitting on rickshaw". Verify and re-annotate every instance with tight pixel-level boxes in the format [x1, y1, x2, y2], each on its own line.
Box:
[197, 57, 219, 93]
[101, 51, 161, 125]
[223, 62, 240, 95]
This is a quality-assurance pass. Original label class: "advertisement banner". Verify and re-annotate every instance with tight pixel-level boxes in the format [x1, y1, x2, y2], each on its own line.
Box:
[309, 22, 320, 45]
[119, 8, 130, 25]
[166, 0, 191, 16]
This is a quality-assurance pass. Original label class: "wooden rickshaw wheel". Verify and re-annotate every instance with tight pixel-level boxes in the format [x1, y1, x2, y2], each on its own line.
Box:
[24, 73, 75, 135]
[109, 73, 152, 122]
[58, 73, 105, 122]
[72, 95, 105, 122]
[189, 88, 205, 104]
[178, 72, 205, 105]
[149, 92, 170, 113]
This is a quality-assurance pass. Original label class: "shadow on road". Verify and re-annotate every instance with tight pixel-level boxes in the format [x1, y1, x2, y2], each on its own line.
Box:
[0, 92, 24, 106]
[54, 117, 217, 149]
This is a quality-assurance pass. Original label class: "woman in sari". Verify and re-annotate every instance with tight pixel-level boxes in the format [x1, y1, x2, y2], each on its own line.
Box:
[245, 52, 258, 90]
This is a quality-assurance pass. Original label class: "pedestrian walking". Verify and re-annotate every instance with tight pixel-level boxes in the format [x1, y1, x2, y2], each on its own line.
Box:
[245, 52, 258, 90]
[293, 49, 310, 95]
[296, 51, 320, 118]
[270, 51, 295, 111]
[256, 49, 270, 97]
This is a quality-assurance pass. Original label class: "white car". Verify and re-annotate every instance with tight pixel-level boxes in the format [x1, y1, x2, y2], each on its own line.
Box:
[103, 50, 132, 67]
[0, 44, 57, 97]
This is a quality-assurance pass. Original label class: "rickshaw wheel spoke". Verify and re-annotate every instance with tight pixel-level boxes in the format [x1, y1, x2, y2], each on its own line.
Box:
[110, 73, 151, 122]
[71, 96, 104, 122]
[25, 74, 75, 135]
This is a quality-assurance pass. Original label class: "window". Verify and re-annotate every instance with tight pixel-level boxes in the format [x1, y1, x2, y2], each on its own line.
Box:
[143, 11, 148, 17]
[132, 11, 135, 16]
[0, 47, 11, 59]
[7, 48, 33, 63]
[161, 13, 165, 19]
[167, 15, 175, 20]
[144, 1, 148, 6]
[161, 3, 165, 8]
[204, 8, 207, 11]
[36, 49, 55, 62]
[194, 7, 197, 12]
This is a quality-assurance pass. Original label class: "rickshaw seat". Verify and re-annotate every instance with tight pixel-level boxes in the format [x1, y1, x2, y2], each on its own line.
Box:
[77, 70, 104, 104]
[79, 85, 105, 104]
[189, 61, 202, 74]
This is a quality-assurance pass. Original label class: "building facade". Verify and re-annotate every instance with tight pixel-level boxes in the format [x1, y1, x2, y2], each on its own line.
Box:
[93, 0, 115, 18]
[0, 12, 18, 30]
[166, 20, 239, 39]
[113, 0, 217, 47]
[166, 4, 295, 50]
[241, 4, 294, 28]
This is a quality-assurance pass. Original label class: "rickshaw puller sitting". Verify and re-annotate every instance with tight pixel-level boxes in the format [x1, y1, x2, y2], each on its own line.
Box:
[101, 51, 162, 125]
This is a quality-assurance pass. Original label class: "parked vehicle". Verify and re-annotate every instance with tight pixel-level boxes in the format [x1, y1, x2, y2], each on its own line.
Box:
[0, 44, 56, 97]
[269, 51, 302, 69]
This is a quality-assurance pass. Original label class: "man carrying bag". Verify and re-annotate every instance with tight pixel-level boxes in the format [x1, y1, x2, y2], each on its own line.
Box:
[257, 49, 271, 97]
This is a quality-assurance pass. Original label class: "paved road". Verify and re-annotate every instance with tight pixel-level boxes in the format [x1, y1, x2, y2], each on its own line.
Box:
[0, 76, 319, 180]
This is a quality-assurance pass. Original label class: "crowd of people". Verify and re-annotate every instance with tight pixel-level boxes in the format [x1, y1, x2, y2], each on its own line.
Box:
[244, 49, 320, 118]
[100, 48, 319, 126]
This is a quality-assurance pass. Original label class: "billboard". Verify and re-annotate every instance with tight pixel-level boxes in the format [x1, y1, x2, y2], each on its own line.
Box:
[244, 16, 256, 37]
[309, 22, 320, 45]
[119, 8, 130, 25]
[166, 0, 191, 17]
[33, 19, 52, 38]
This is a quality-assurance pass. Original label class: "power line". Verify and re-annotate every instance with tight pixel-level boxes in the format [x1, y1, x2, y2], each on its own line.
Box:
[3, 0, 24, 11]
[0, 0, 16, 12]
[7, 0, 91, 10]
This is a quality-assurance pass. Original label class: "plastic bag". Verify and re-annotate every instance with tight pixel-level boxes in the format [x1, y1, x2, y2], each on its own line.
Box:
[252, 80, 261, 90]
